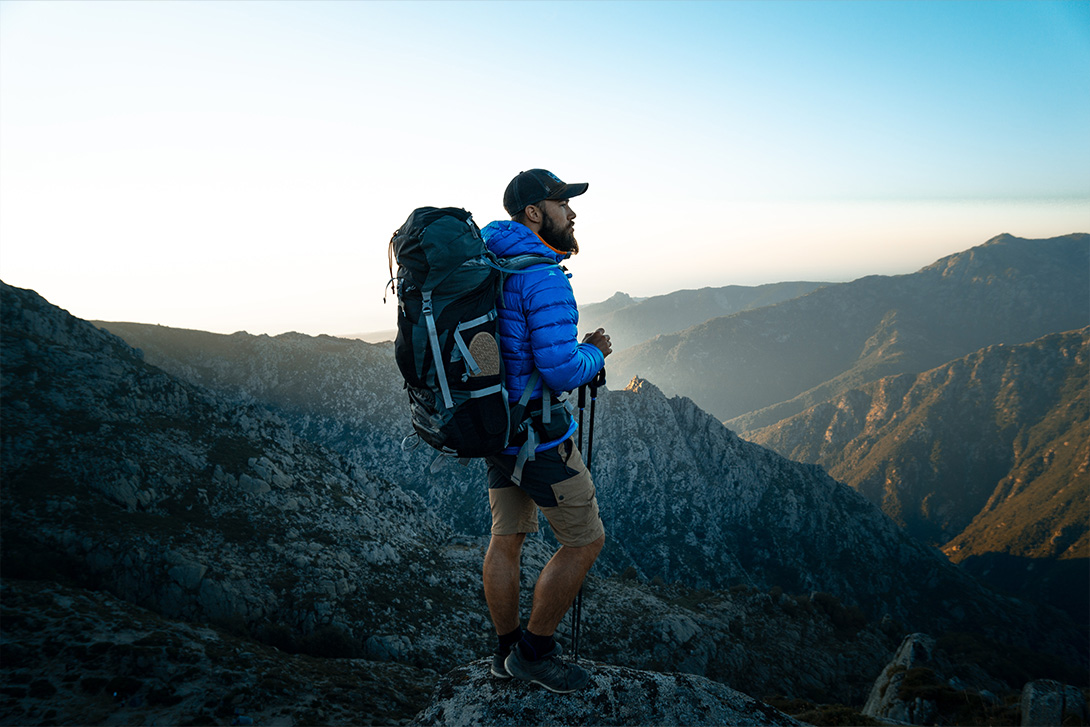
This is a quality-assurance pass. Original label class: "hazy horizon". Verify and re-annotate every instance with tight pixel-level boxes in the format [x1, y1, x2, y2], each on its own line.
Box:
[2, 0, 1087, 337]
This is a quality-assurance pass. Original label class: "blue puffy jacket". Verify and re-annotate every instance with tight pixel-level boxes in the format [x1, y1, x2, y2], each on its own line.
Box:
[481, 220, 606, 452]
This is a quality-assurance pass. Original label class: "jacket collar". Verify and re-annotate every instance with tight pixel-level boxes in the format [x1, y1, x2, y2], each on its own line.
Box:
[482, 220, 569, 263]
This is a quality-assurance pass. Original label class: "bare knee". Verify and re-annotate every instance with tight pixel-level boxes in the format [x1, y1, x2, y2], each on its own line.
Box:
[569, 533, 604, 564]
[488, 533, 526, 558]
[586, 533, 605, 559]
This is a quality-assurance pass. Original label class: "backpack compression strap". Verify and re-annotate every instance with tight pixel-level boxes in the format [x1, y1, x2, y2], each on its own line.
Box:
[421, 291, 455, 411]
[509, 370, 542, 486]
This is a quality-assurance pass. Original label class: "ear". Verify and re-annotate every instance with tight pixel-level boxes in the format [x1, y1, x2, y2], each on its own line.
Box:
[524, 204, 543, 224]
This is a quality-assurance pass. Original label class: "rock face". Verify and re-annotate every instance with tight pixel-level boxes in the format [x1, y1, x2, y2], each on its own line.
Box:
[413, 659, 803, 727]
[97, 322, 986, 631]
[0, 280, 899, 714]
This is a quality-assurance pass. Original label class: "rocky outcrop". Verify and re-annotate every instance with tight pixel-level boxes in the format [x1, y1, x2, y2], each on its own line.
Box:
[864, 634, 943, 724]
[1021, 679, 1088, 726]
[413, 659, 803, 726]
[860, 633, 1084, 726]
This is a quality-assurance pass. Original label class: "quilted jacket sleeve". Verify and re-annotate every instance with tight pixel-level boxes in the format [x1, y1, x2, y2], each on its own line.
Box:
[520, 265, 606, 393]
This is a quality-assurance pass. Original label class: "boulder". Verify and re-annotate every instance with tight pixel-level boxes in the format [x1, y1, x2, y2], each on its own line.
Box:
[863, 633, 938, 724]
[413, 658, 803, 726]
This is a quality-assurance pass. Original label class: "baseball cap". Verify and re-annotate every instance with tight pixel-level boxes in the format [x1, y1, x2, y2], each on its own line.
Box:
[503, 169, 589, 217]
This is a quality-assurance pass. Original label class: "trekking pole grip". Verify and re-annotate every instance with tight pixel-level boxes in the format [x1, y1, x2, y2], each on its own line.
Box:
[589, 367, 606, 395]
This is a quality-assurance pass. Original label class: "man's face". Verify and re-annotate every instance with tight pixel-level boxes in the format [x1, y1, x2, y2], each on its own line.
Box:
[536, 198, 578, 255]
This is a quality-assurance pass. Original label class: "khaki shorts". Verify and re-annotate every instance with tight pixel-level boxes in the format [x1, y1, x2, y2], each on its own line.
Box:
[486, 438, 605, 548]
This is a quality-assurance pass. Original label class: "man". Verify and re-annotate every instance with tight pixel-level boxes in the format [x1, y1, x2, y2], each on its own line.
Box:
[479, 169, 611, 694]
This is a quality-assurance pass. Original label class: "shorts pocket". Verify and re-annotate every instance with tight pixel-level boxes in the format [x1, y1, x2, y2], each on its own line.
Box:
[544, 471, 602, 547]
[550, 474, 595, 510]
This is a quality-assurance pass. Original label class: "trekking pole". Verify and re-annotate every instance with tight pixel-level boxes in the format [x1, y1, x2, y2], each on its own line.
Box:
[572, 367, 605, 663]
[577, 383, 587, 452]
[572, 382, 587, 662]
[585, 368, 605, 469]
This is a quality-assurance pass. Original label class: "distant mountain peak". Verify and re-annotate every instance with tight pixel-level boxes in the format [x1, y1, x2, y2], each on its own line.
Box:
[624, 376, 661, 396]
[603, 291, 635, 305]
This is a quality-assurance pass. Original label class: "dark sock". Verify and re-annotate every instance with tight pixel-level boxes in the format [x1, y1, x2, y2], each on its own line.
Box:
[496, 626, 523, 655]
[517, 630, 555, 661]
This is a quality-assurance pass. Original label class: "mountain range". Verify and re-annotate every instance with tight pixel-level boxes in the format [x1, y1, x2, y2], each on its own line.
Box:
[91, 318, 1010, 633]
[578, 281, 829, 352]
[596, 233, 1088, 618]
[2, 231, 1087, 724]
[608, 234, 1088, 432]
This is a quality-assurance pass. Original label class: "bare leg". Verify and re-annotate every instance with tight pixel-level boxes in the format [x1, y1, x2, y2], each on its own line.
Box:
[483, 533, 526, 634]
[526, 534, 605, 637]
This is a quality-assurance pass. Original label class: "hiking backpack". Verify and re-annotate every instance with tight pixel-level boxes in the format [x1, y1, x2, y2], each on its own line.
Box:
[388, 207, 563, 469]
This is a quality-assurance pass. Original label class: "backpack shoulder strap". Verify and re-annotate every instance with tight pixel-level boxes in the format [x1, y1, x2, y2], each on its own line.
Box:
[500, 254, 559, 272]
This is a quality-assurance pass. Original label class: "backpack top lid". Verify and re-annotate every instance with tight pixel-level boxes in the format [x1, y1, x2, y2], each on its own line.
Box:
[392, 207, 486, 294]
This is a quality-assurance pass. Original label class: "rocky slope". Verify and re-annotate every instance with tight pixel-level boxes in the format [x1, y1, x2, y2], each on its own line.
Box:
[97, 310, 1085, 665]
[93, 321, 976, 623]
[0, 579, 433, 726]
[0, 281, 914, 718]
[6, 279, 1085, 724]
[579, 281, 828, 352]
[1, 281, 483, 668]
[606, 233, 1089, 430]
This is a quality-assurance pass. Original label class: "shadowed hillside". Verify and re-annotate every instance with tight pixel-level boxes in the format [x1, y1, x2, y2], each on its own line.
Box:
[747, 329, 1089, 619]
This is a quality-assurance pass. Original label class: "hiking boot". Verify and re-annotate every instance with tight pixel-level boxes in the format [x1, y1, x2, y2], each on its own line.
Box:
[490, 648, 513, 679]
[504, 644, 590, 693]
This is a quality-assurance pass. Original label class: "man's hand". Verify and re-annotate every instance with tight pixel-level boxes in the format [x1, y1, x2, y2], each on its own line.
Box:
[583, 328, 612, 358]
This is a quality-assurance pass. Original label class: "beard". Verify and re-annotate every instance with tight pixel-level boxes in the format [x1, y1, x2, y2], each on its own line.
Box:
[539, 212, 579, 255]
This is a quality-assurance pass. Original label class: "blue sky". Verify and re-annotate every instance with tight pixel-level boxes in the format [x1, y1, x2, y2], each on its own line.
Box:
[1, 0, 1087, 336]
